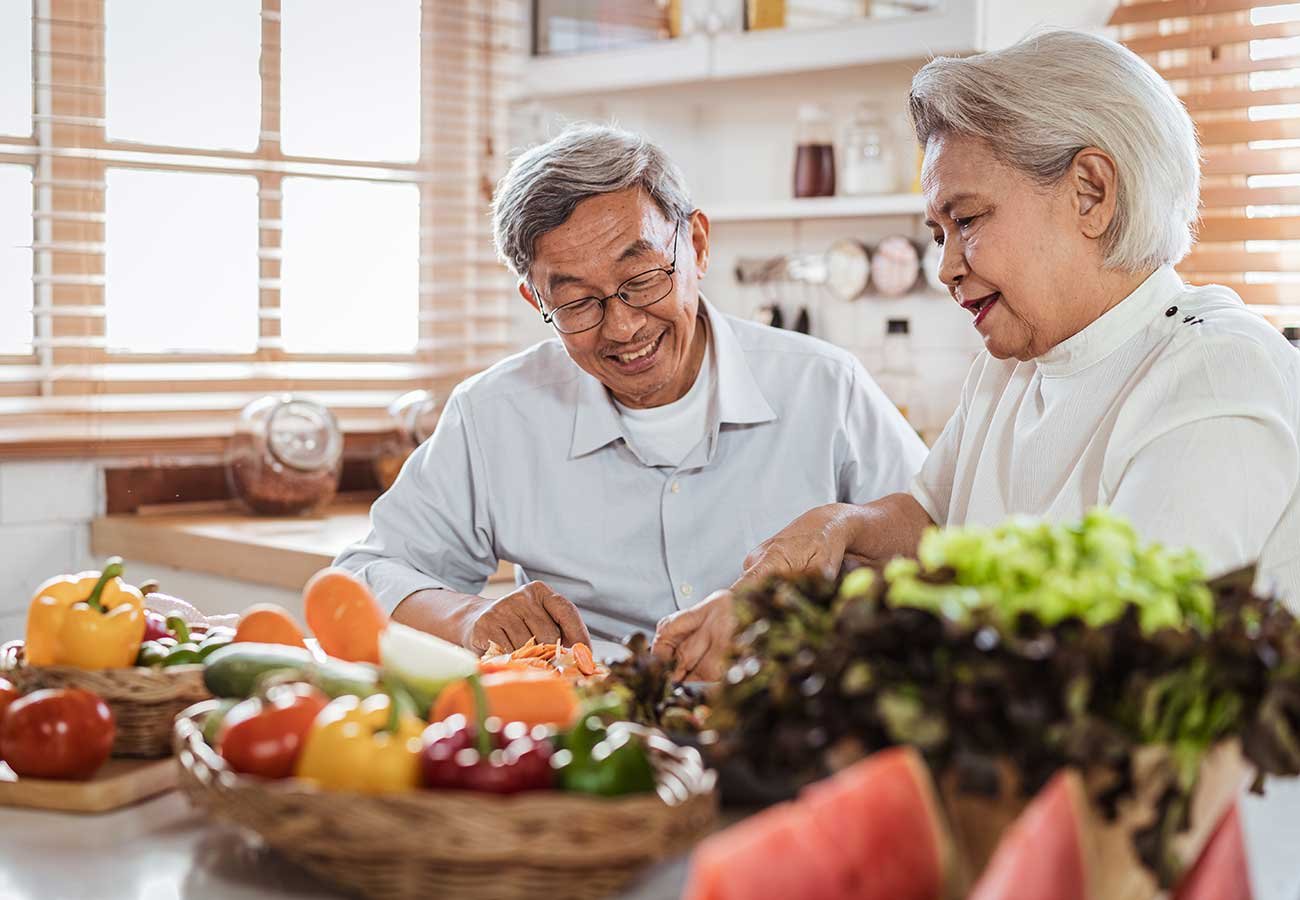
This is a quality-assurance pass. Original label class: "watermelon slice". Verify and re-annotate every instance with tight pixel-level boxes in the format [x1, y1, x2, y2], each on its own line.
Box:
[684, 801, 857, 900]
[968, 769, 1090, 900]
[684, 746, 953, 900]
[1172, 804, 1252, 900]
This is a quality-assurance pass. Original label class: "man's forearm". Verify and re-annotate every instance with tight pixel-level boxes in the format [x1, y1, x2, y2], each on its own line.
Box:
[391, 588, 486, 647]
[841, 492, 934, 565]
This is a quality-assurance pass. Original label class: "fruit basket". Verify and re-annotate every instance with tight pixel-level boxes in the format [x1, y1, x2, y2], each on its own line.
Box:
[2, 640, 208, 757]
[174, 699, 718, 900]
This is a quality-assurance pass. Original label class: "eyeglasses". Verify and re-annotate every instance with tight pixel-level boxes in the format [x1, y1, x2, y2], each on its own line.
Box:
[536, 225, 680, 335]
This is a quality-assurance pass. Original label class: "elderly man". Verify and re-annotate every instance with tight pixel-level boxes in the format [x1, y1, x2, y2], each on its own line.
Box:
[335, 123, 925, 677]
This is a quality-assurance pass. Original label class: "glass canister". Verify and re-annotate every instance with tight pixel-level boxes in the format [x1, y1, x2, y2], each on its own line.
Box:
[840, 104, 898, 195]
[793, 103, 836, 198]
[226, 395, 343, 515]
[373, 389, 441, 492]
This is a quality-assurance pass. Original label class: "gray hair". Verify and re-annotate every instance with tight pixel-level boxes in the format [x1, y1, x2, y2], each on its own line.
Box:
[492, 123, 694, 281]
[909, 29, 1200, 272]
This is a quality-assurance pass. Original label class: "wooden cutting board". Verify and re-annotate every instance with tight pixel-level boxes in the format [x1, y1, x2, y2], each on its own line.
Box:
[0, 757, 177, 813]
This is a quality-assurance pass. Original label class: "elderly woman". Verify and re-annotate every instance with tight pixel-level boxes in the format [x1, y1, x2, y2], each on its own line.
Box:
[736, 30, 1300, 611]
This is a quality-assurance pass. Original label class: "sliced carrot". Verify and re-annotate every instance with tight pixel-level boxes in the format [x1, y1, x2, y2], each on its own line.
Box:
[432, 669, 579, 729]
[572, 642, 596, 676]
[233, 603, 308, 648]
[301, 567, 386, 663]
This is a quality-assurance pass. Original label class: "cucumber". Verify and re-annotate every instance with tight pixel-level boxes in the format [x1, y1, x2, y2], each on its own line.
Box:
[202, 643, 313, 698]
[201, 698, 239, 747]
[309, 658, 382, 699]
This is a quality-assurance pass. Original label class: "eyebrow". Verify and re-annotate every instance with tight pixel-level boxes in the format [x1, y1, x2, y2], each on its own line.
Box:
[923, 192, 981, 229]
[545, 237, 661, 293]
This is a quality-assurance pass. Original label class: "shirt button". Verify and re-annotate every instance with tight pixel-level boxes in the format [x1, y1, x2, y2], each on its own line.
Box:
[680, 583, 693, 598]
[671, 481, 681, 494]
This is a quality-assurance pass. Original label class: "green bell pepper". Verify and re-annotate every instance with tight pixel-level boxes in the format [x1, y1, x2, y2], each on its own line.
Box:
[136, 640, 169, 668]
[557, 716, 656, 797]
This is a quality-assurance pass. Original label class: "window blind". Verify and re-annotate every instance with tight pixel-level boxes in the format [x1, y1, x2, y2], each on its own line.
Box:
[0, 0, 526, 447]
[1112, 0, 1300, 326]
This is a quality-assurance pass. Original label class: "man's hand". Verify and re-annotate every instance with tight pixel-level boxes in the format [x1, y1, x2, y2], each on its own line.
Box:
[736, 502, 862, 592]
[651, 589, 737, 682]
[463, 581, 590, 653]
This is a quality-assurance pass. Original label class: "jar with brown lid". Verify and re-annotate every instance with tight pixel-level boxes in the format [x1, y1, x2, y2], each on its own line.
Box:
[226, 395, 343, 515]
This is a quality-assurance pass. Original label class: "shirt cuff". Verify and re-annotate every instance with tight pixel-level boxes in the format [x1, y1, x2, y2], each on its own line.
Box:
[908, 475, 944, 527]
[352, 559, 457, 614]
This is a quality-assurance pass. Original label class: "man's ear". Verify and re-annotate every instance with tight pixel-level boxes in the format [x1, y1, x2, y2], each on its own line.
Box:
[519, 279, 540, 312]
[690, 210, 711, 278]
[1071, 147, 1119, 241]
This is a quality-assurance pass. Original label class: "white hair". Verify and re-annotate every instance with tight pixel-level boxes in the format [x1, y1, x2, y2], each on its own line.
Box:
[909, 29, 1200, 272]
[491, 123, 694, 281]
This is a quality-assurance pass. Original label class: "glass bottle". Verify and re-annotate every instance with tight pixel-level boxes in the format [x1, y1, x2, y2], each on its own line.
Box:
[793, 104, 836, 198]
[841, 105, 897, 195]
[226, 395, 343, 515]
[877, 318, 918, 424]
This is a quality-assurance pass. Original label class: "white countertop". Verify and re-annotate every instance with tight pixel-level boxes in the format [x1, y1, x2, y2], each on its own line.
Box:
[1, 778, 1296, 900]
[0, 791, 343, 900]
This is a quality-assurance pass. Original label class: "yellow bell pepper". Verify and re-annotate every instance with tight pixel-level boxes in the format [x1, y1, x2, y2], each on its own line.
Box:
[25, 557, 146, 669]
[294, 693, 424, 794]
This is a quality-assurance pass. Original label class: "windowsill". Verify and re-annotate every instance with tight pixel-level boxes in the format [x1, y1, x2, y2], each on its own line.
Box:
[90, 500, 515, 592]
[0, 417, 394, 461]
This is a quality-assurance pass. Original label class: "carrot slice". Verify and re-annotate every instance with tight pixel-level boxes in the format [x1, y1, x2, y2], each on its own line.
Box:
[301, 567, 386, 663]
[572, 642, 596, 676]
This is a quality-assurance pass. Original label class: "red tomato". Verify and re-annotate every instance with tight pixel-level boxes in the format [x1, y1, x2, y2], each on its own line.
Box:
[219, 682, 328, 779]
[0, 688, 114, 780]
[0, 677, 19, 760]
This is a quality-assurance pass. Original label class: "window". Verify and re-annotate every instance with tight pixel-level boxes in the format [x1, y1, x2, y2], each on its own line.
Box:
[0, 165, 34, 356]
[0, 0, 522, 451]
[1112, 0, 1300, 326]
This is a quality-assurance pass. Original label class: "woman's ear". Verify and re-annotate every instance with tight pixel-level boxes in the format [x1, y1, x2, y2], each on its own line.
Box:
[1071, 147, 1119, 241]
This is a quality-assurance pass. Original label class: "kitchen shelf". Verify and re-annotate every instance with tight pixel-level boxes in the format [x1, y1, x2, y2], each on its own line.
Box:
[706, 194, 925, 223]
[513, 1, 1105, 101]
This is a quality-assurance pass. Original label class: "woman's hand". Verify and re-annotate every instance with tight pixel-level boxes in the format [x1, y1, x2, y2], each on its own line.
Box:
[736, 502, 864, 592]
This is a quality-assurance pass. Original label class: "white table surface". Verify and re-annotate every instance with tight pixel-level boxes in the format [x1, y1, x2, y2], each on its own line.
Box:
[1, 774, 1296, 900]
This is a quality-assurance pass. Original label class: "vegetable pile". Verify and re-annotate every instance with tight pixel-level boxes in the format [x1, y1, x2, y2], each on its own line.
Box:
[707, 510, 1300, 885]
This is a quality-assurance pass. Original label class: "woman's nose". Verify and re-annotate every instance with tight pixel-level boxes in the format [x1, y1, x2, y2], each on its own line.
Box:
[939, 237, 968, 287]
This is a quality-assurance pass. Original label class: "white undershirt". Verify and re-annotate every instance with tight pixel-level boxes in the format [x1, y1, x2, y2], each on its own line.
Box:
[614, 330, 715, 468]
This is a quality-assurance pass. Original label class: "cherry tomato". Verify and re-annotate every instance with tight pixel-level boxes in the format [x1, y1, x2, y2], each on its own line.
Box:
[0, 688, 114, 780]
[219, 683, 328, 779]
[0, 677, 19, 760]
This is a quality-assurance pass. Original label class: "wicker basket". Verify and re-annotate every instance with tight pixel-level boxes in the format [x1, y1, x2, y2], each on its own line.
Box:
[174, 700, 718, 900]
[1, 640, 210, 758]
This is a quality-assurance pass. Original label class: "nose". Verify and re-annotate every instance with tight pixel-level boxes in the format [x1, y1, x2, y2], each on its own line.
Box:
[938, 236, 967, 289]
[601, 295, 646, 342]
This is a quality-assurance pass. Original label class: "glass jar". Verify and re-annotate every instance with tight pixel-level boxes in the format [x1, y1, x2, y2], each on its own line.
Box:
[840, 105, 898, 196]
[226, 395, 343, 515]
[793, 103, 836, 198]
[373, 389, 441, 492]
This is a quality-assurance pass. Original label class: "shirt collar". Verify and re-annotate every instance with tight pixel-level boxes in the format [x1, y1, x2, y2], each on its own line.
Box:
[568, 295, 777, 460]
[1036, 265, 1184, 377]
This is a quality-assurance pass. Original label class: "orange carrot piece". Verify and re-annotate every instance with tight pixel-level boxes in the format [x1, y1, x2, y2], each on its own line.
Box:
[572, 642, 596, 676]
[233, 603, 308, 648]
[301, 567, 387, 663]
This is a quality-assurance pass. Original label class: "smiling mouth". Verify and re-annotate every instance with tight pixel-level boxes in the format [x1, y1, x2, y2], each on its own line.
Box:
[607, 331, 664, 365]
[962, 293, 999, 314]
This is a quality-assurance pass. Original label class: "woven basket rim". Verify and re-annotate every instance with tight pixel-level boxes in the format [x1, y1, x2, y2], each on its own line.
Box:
[174, 698, 716, 809]
[1, 639, 205, 678]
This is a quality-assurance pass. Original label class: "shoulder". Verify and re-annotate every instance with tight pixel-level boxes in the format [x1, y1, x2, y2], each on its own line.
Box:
[723, 313, 863, 384]
[450, 339, 582, 410]
[1149, 282, 1300, 395]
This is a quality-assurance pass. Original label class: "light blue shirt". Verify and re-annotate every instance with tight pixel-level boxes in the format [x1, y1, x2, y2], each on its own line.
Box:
[335, 298, 927, 639]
